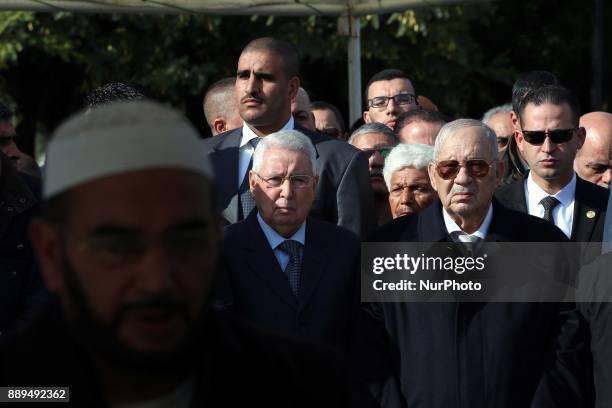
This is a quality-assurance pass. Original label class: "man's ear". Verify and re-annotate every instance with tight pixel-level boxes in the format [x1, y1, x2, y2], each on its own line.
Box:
[510, 111, 519, 130]
[515, 129, 525, 154]
[576, 126, 586, 149]
[29, 219, 64, 292]
[363, 110, 371, 123]
[495, 159, 505, 186]
[249, 169, 257, 194]
[212, 118, 227, 135]
[428, 162, 438, 192]
[288, 76, 300, 101]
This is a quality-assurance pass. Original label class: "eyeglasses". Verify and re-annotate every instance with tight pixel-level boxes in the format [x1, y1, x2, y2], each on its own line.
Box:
[362, 147, 393, 159]
[521, 128, 578, 145]
[497, 136, 511, 149]
[255, 172, 314, 188]
[434, 159, 493, 180]
[368, 93, 418, 110]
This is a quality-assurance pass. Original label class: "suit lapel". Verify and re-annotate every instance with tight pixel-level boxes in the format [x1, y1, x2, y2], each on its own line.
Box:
[211, 129, 241, 223]
[570, 177, 599, 242]
[243, 213, 298, 309]
[507, 177, 528, 213]
[297, 220, 328, 312]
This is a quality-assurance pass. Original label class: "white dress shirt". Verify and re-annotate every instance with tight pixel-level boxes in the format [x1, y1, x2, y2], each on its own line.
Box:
[257, 212, 306, 271]
[443, 204, 493, 240]
[237, 116, 295, 187]
[525, 172, 576, 238]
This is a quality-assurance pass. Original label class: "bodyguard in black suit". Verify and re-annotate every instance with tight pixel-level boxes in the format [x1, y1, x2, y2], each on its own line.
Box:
[216, 129, 360, 353]
[202, 37, 375, 237]
[359, 119, 589, 408]
[496, 85, 608, 247]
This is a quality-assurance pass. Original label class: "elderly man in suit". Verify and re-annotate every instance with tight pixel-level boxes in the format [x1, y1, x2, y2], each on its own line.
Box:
[216, 129, 360, 353]
[496, 86, 608, 252]
[360, 119, 589, 408]
[202, 37, 374, 237]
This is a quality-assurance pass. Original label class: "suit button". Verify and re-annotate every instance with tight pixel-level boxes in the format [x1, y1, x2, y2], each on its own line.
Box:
[11, 271, 17, 276]
[19, 198, 26, 203]
[6, 207, 13, 212]
[16, 243, 24, 250]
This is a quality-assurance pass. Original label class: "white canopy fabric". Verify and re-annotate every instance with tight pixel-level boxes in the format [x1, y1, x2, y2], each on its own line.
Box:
[0, 0, 486, 16]
[0, 0, 487, 123]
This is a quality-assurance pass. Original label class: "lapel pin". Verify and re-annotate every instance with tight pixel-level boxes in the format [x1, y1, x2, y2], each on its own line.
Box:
[586, 210, 596, 219]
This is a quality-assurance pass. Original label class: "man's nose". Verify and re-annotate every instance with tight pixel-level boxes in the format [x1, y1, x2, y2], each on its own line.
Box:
[279, 178, 294, 198]
[386, 98, 398, 114]
[540, 135, 556, 153]
[400, 187, 413, 204]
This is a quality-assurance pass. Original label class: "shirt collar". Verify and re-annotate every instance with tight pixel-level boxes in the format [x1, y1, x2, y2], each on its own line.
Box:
[240, 116, 295, 148]
[256, 212, 306, 249]
[526, 171, 576, 208]
[442, 204, 493, 239]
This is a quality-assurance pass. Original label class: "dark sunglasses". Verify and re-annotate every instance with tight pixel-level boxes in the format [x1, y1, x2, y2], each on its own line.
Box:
[435, 159, 493, 180]
[362, 147, 393, 159]
[521, 128, 578, 145]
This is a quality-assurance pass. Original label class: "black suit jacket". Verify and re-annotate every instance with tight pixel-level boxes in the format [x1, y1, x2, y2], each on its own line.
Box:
[495, 173, 608, 243]
[202, 124, 375, 237]
[358, 199, 589, 408]
[215, 212, 360, 352]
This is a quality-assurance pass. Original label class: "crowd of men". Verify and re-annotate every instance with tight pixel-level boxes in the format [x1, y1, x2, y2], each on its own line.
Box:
[0, 36, 611, 408]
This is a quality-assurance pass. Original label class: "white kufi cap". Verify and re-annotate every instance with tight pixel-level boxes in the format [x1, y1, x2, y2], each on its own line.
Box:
[44, 100, 212, 198]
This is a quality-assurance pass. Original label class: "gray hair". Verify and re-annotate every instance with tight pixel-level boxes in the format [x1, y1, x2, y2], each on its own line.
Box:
[434, 119, 499, 162]
[252, 129, 317, 174]
[481, 103, 512, 125]
[348, 122, 398, 145]
[383, 143, 433, 190]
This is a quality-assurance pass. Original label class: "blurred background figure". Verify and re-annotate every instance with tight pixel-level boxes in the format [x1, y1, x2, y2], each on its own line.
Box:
[84, 81, 150, 109]
[349, 123, 398, 225]
[417, 95, 438, 111]
[311, 101, 345, 140]
[0, 101, 41, 178]
[575, 112, 612, 189]
[203, 77, 243, 136]
[291, 87, 315, 130]
[482, 103, 513, 156]
[394, 109, 448, 145]
[383, 143, 435, 219]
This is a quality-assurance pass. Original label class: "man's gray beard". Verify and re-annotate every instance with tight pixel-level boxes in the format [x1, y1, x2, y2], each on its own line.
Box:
[59, 252, 208, 375]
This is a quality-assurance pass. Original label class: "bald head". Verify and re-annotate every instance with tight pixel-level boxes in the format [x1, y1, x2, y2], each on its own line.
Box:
[203, 77, 243, 136]
[575, 111, 612, 188]
[291, 87, 315, 130]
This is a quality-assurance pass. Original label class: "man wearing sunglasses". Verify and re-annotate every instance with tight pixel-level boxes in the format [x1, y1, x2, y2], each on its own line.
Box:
[497, 85, 608, 246]
[361, 119, 588, 408]
[363, 69, 419, 130]
[349, 123, 399, 225]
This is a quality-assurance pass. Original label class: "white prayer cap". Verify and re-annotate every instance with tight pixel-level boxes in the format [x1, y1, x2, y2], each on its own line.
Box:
[44, 100, 212, 199]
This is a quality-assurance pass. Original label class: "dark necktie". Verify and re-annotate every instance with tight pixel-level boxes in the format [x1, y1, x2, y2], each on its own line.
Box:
[279, 239, 302, 297]
[450, 231, 483, 258]
[239, 137, 261, 219]
[539, 196, 560, 224]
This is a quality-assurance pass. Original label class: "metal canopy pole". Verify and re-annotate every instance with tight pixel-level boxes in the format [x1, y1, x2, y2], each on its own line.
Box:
[338, 14, 362, 126]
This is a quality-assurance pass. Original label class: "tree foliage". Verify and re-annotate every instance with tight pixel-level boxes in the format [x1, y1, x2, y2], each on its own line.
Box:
[0, 0, 608, 153]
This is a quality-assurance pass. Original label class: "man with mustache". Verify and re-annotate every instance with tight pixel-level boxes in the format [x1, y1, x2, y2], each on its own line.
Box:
[0, 101, 350, 407]
[349, 123, 398, 225]
[362, 69, 419, 130]
[202, 37, 374, 238]
[574, 111, 612, 189]
[360, 119, 589, 407]
[496, 85, 608, 248]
